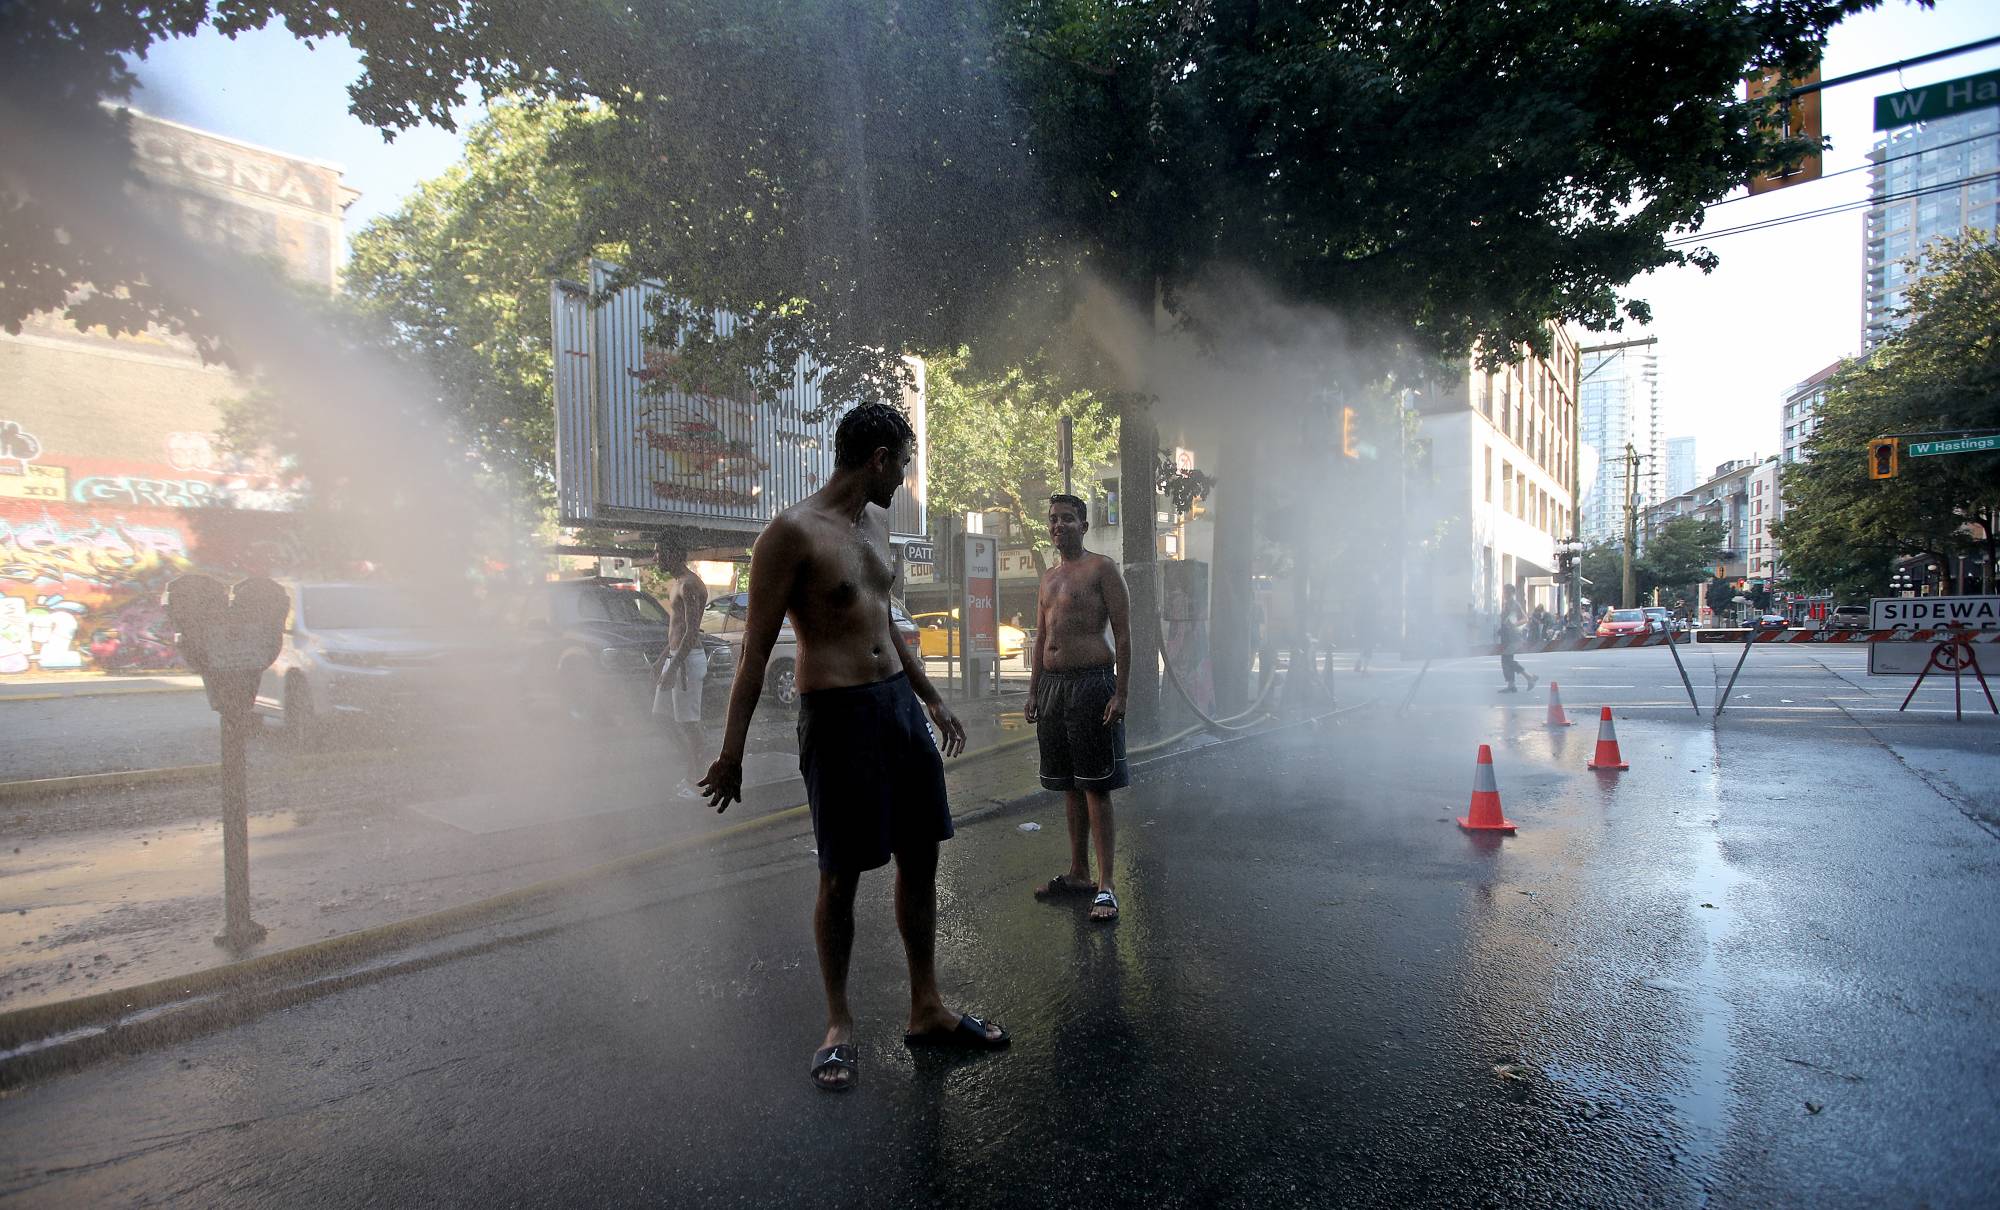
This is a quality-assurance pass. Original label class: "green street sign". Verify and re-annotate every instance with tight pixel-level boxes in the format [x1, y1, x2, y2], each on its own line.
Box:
[1875, 69, 2000, 130]
[1906, 435, 2000, 457]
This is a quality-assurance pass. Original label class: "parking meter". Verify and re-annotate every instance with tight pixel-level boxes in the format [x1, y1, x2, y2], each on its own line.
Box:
[163, 573, 288, 952]
[166, 573, 287, 715]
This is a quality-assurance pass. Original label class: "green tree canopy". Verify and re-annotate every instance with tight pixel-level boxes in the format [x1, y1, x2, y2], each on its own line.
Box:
[6, 0, 1893, 391]
[924, 350, 1118, 571]
[1775, 230, 2000, 598]
[1640, 517, 1730, 599]
[1580, 540, 1625, 612]
[342, 99, 609, 502]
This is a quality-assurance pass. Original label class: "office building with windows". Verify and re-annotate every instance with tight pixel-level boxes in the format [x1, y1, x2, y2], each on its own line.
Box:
[1863, 108, 1999, 348]
[1408, 328, 1580, 631]
[1665, 436, 1698, 498]
[1779, 361, 1841, 468]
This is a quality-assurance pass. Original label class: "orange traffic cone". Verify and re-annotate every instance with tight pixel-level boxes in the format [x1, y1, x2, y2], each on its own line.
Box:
[1457, 744, 1518, 833]
[1546, 681, 1574, 727]
[1587, 706, 1629, 771]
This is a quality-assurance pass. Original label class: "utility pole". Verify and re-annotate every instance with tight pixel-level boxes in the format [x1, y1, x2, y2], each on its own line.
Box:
[1622, 442, 1640, 608]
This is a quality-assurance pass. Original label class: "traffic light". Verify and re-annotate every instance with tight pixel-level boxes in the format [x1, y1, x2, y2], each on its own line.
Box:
[1868, 437, 1898, 479]
[1341, 407, 1359, 459]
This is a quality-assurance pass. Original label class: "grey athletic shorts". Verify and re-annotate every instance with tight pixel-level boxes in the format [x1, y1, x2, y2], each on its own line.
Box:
[1036, 665, 1129, 792]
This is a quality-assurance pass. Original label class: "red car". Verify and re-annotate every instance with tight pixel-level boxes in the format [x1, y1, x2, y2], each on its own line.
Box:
[1596, 608, 1651, 637]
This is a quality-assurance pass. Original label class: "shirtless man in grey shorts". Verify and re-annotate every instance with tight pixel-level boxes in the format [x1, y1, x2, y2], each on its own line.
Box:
[1025, 493, 1132, 923]
[699, 402, 1009, 1092]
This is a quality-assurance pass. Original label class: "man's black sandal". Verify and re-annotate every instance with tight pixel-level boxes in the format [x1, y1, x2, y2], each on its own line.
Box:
[903, 1014, 1010, 1050]
[811, 1043, 858, 1091]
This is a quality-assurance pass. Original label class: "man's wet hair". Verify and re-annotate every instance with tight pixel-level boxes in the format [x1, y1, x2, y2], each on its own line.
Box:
[834, 401, 916, 469]
[655, 535, 686, 566]
[1049, 493, 1088, 525]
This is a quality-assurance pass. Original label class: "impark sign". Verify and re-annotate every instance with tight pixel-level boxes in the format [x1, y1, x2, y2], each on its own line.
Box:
[1875, 69, 2000, 130]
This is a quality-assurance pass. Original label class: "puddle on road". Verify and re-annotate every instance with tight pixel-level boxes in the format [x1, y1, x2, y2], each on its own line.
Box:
[1674, 789, 1750, 1203]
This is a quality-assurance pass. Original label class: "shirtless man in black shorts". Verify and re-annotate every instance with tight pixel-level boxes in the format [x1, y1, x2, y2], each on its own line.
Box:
[699, 402, 1009, 1092]
[1025, 493, 1132, 923]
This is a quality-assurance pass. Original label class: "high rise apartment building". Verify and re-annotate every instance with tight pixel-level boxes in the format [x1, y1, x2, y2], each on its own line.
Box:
[1863, 108, 1999, 348]
[1577, 339, 1660, 545]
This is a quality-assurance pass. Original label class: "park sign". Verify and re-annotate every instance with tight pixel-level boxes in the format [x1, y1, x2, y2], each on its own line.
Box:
[1874, 69, 2000, 130]
[1906, 435, 2000, 458]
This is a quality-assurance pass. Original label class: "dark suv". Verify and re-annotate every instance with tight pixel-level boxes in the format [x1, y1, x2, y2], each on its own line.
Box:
[488, 578, 733, 724]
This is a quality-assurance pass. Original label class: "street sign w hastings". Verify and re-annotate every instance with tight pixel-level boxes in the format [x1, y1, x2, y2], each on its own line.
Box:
[1874, 69, 2000, 129]
[1906, 435, 2000, 458]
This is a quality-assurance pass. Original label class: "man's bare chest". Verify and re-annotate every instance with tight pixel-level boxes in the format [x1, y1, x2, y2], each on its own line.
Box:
[800, 525, 894, 608]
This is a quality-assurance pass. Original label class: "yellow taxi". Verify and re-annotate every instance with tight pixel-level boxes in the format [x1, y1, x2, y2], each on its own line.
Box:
[911, 610, 1027, 659]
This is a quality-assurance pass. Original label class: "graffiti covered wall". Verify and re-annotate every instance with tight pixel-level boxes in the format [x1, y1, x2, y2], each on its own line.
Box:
[0, 501, 299, 674]
[0, 112, 351, 676]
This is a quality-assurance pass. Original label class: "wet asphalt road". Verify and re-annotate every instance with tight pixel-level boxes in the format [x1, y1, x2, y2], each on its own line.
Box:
[2, 647, 1997, 1207]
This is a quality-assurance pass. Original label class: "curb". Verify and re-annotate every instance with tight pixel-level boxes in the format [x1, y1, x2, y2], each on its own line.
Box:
[0, 683, 204, 704]
[0, 763, 222, 802]
[0, 712, 1040, 804]
[0, 742, 451, 804]
[0, 703, 1362, 1078]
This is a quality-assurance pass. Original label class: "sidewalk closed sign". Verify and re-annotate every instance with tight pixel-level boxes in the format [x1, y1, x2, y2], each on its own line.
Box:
[1868, 595, 2000, 675]
[1869, 596, 2000, 630]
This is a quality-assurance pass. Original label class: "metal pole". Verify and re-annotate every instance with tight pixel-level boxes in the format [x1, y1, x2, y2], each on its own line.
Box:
[1622, 443, 1638, 608]
[1664, 626, 1701, 714]
[1714, 631, 1756, 718]
[1397, 658, 1432, 716]
[1969, 644, 1998, 715]
[216, 701, 266, 952]
[1059, 415, 1074, 497]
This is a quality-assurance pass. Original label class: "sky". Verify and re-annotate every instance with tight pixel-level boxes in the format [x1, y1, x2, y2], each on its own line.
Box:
[1627, 1, 2000, 474]
[124, 3, 2000, 476]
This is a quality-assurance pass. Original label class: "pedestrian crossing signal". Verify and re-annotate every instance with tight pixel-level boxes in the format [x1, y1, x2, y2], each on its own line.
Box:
[1868, 437, 1898, 480]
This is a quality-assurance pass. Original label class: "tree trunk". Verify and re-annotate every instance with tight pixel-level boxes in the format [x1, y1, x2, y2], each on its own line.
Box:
[1120, 397, 1161, 739]
[1209, 428, 1255, 714]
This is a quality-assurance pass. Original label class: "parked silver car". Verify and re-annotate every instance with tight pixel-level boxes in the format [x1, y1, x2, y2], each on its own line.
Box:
[254, 581, 486, 742]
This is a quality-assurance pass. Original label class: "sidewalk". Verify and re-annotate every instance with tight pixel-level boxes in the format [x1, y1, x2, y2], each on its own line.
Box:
[0, 688, 1040, 1015]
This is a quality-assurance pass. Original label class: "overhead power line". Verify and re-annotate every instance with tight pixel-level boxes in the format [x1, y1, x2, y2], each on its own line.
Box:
[1667, 170, 1999, 247]
[1707, 130, 1998, 209]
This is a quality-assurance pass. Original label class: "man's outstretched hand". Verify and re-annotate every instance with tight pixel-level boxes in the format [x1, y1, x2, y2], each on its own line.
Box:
[926, 698, 967, 758]
[1102, 693, 1126, 728]
[699, 754, 742, 813]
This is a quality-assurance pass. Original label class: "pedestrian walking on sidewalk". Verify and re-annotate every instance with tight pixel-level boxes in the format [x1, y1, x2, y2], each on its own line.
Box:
[1025, 493, 1132, 924]
[1497, 585, 1537, 694]
[699, 402, 1008, 1093]
[652, 538, 709, 799]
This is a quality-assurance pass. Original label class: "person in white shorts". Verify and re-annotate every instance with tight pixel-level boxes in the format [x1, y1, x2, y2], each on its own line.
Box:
[653, 539, 710, 799]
